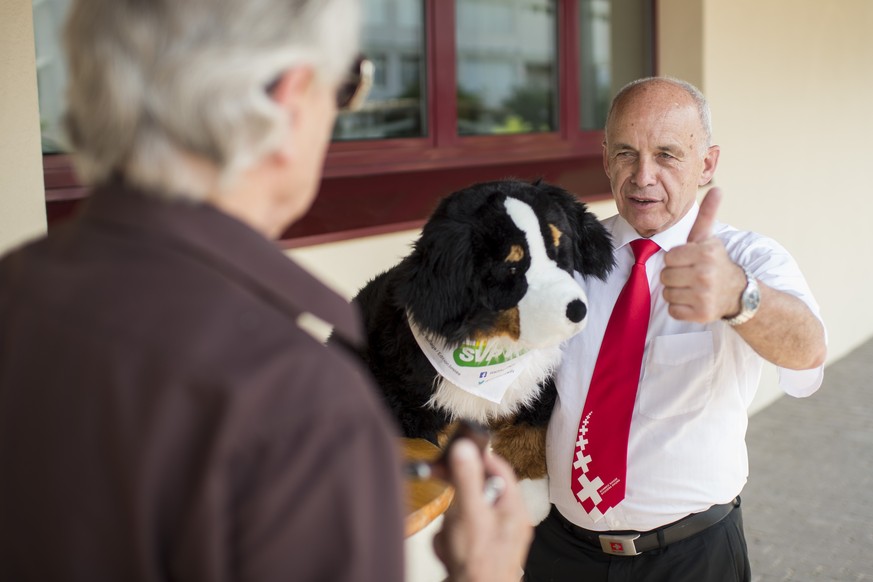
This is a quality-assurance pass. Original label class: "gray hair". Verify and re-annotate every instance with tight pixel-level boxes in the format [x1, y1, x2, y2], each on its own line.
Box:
[63, 0, 361, 200]
[605, 77, 713, 152]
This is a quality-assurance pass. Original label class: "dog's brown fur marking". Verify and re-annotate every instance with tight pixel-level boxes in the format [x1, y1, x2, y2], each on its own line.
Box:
[489, 422, 548, 479]
[436, 421, 460, 450]
[473, 306, 521, 341]
[549, 224, 562, 248]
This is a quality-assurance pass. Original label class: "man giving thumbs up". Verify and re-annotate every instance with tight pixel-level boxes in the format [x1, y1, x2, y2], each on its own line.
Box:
[524, 78, 827, 582]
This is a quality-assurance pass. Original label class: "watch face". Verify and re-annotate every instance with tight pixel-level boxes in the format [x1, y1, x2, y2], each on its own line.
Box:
[745, 283, 761, 310]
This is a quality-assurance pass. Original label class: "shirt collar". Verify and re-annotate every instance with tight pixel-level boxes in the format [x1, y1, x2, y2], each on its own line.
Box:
[78, 178, 363, 347]
[608, 203, 701, 253]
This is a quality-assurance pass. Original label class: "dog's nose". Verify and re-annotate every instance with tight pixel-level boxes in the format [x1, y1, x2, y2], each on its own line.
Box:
[566, 299, 587, 323]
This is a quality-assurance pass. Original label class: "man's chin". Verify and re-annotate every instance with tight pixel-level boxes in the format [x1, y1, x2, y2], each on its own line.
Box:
[623, 209, 669, 238]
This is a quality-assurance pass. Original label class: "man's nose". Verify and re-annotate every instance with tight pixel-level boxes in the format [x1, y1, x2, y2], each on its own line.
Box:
[630, 157, 657, 187]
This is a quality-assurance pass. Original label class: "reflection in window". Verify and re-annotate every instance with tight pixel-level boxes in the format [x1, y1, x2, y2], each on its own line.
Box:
[456, 0, 558, 136]
[33, 0, 71, 154]
[32, 0, 427, 149]
[332, 0, 427, 141]
[578, 0, 653, 131]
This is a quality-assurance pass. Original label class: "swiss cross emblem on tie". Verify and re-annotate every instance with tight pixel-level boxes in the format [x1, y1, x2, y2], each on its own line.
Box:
[570, 239, 660, 521]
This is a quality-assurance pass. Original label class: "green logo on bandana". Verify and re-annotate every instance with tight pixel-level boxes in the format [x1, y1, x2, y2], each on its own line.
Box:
[452, 341, 525, 367]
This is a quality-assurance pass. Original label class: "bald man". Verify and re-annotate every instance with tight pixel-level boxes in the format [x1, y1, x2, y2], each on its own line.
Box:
[524, 78, 826, 582]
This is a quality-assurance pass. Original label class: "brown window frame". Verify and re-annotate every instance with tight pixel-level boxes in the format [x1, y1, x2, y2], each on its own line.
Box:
[43, 0, 656, 248]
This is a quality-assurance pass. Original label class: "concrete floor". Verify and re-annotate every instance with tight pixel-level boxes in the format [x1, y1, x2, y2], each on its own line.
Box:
[744, 337, 873, 581]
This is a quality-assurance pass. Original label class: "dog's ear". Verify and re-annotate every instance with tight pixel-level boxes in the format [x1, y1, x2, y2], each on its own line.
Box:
[536, 181, 615, 280]
[569, 203, 615, 280]
[391, 212, 478, 343]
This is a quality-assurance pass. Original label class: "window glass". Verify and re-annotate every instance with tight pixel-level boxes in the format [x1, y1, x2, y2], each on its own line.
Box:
[333, 0, 427, 141]
[33, 0, 71, 154]
[578, 0, 653, 131]
[455, 0, 558, 136]
[31, 0, 652, 155]
[31, 0, 425, 150]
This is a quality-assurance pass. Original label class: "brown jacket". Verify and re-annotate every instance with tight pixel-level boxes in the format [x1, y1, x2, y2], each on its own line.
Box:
[0, 181, 405, 581]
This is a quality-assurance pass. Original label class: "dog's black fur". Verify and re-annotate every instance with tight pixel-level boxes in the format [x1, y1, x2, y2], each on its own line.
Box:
[353, 179, 614, 458]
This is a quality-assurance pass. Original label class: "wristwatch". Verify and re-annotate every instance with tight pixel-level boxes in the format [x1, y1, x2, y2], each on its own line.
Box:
[723, 267, 760, 326]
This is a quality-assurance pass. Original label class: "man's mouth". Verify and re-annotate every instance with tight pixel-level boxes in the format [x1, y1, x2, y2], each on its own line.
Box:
[628, 196, 660, 206]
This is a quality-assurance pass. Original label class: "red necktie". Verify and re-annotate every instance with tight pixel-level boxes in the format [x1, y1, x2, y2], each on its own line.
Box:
[570, 238, 660, 521]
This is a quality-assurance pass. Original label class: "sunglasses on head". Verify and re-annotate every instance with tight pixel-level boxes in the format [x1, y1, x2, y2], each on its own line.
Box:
[264, 55, 374, 112]
[336, 55, 374, 112]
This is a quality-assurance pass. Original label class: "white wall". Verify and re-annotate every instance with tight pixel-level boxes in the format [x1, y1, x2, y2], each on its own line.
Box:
[0, 0, 47, 255]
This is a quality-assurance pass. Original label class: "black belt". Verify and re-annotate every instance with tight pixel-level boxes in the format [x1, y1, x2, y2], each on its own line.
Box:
[551, 498, 740, 557]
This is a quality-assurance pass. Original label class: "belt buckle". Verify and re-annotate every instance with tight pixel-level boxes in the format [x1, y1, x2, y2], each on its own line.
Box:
[599, 534, 641, 556]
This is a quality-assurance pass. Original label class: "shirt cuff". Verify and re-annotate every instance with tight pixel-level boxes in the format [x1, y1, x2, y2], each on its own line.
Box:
[778, 365, 824, 398]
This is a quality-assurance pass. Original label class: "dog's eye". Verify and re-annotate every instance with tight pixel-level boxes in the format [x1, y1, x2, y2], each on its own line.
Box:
[509, 266, 518, 275]
[505, 245, 524, 263]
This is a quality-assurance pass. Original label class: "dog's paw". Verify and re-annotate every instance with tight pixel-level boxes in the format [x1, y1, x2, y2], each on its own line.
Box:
[518, 477, 551, 525]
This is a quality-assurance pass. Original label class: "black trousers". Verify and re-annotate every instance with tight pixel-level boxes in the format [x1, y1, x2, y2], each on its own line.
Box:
[523, 502, 751, 582]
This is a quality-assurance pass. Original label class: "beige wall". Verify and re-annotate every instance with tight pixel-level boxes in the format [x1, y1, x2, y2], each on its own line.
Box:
[0, 0, 47, 255]
[702, 0, 873, 364]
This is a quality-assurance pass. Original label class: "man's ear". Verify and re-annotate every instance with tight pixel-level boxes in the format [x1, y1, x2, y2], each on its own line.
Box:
[268, 67, 314, 161]
[699, 145, 720, 186]
[602, 141, 610, 176]
[270, 67, 315, 110]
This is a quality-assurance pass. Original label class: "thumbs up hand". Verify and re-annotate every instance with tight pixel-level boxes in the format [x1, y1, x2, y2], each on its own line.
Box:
[661, 188, 747, 323]
[685, 186, 722, 244]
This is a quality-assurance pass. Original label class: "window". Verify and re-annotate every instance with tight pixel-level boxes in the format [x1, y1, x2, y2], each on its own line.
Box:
[578, 0, 654, 130]
[33, 0, 70, 154]
[456, 0, 558, 136]
[333, 0, 427, 141]
[35, 0, 654, 247]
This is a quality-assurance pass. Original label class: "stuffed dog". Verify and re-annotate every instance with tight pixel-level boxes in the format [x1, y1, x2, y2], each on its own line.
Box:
[353, 179, 614, 521]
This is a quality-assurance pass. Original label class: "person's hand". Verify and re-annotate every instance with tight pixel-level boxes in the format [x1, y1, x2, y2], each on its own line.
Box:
[661, 187, 747, 322]
[433, 439, 533, 582]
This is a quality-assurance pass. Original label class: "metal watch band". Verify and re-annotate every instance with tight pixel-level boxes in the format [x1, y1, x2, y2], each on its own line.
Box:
[724, 267, 760, 326]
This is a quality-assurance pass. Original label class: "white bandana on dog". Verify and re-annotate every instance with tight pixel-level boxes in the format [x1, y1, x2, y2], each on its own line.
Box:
[408, 317, 532, 404]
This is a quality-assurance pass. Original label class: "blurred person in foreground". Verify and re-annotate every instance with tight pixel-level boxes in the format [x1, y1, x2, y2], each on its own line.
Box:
[0, 0, 531, 580]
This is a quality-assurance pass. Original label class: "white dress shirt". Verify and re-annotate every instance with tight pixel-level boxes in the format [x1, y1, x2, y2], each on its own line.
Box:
[548, 204, 825, 532]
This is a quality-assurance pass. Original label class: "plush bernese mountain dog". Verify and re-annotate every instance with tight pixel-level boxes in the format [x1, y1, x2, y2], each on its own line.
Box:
[353, 179, 614, 520]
